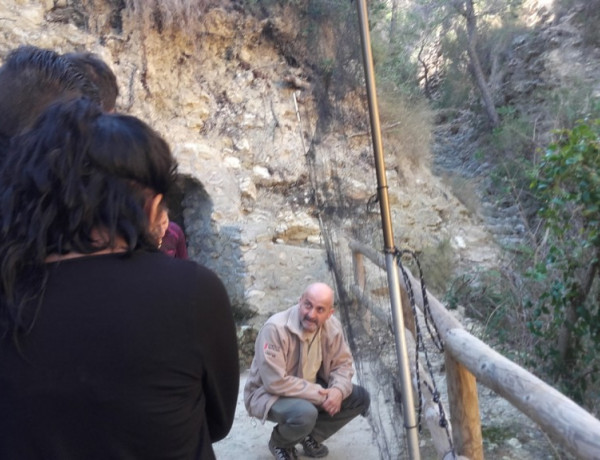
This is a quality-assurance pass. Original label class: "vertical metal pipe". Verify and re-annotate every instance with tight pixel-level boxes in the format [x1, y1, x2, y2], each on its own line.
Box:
[354, 1, 421, 458]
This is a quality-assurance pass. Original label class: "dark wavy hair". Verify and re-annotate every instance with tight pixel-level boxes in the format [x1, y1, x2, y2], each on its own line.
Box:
[0, 98, 177, 335]
[0, 46, 100, 141]
[63, 51, 119, 112]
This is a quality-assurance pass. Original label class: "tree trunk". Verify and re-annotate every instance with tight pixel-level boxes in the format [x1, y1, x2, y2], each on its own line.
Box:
[417, 41, 432, 99]
[460, 0, 500, 128]
[390, 0, 399, 43]
[557, 257, 599, 371]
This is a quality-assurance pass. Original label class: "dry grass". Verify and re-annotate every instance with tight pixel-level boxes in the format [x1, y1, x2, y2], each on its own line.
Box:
[404, 238, 457, 298]
[126, 0, 216, 33]
[441, 173, 482, 217]
[377, 94, 434, 170]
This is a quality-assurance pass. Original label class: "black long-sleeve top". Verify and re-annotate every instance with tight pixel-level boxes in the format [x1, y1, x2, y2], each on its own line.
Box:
[0, 251, 239, 459]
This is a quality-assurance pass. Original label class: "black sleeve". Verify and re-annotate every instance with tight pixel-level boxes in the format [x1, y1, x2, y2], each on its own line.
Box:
[194, 266, 240, 442]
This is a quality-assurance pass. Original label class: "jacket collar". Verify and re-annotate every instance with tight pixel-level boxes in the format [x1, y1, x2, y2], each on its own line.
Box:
[286, 303, 304, 338]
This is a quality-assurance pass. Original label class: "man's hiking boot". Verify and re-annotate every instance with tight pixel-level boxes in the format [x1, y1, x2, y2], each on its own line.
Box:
[301, 435, 329, 458]
[268, 438, 298, 460]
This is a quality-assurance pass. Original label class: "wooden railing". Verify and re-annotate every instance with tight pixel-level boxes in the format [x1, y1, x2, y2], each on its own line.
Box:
[349, 239, 600, 460]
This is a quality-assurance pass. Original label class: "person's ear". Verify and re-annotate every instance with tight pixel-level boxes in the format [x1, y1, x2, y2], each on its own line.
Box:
[328, 308, 335, 319]
[146, 193, 164, 227]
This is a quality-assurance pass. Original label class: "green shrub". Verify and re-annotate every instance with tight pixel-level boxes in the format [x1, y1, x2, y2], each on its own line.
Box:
[527, 119, 600, 405]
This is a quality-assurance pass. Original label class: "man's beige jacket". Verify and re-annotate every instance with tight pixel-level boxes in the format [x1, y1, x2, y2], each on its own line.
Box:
[244, 304, 355, 422]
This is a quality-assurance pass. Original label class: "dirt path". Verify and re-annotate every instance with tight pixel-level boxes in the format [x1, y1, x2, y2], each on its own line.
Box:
[213, 371, 380, 459]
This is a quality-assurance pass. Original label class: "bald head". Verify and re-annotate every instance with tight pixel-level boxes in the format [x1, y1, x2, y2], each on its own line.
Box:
[303, 283, 334, 305]
[298, 283, 334, 333]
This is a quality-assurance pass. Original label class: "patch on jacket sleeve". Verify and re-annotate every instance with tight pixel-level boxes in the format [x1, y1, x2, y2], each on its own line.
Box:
[263, 342, 280, 358]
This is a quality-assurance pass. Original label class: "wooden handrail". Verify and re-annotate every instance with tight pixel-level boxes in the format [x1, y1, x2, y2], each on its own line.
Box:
[350, 240, 481, 459]
[349, 239, 600, 459]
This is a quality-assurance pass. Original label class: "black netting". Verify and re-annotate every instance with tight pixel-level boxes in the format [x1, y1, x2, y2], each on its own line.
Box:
[300, 115, 457, 458]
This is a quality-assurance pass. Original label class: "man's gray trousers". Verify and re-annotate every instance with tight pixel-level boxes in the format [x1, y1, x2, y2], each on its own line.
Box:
[267, 384, 370, 449]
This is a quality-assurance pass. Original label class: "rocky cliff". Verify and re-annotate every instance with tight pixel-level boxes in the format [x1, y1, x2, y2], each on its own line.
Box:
[0, 0, 497, 335]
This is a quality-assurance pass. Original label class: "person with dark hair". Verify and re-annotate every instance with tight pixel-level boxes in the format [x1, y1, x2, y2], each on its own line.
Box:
[0, 46, 98, 148]
[244, 282, 370, 460]
[0, 98, 239, 459]
[153, 205, 189, 259]
[63, 51, 119, 112]
[161, 218, 189, 259]
[0, 45, 119, 160]
[163, 221, 189, 259]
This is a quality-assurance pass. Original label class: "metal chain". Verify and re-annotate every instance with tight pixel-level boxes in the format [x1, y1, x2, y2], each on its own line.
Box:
[393, 248, 457, 458]
[395, 248, 444, 351]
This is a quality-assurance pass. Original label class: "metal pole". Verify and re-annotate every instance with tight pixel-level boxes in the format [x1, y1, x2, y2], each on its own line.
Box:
[354, 1, 421, 458]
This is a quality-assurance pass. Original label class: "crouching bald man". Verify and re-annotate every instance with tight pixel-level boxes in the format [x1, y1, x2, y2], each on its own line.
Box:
[244, 283, 370, 460]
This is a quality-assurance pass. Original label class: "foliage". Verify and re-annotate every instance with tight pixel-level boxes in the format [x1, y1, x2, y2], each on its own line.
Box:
[444, 267, 532, 349]
[370, 4, 424, 100]
[527, 119, 600, 403]
[436, 29, 473, 107]
[492, 106, 536, 159]
[545, 85, 600, 130]
[484, 107, 540, 221]
[532, 121, 600, 245]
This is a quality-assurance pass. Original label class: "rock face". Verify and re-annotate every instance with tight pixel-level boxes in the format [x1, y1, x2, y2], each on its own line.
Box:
[0, 0, 496, 329]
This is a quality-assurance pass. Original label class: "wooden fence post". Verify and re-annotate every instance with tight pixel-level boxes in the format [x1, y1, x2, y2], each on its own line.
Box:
[400, 286, 416, 339]
[352, 249, 366, 291]
[445, 351, 483, 460]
